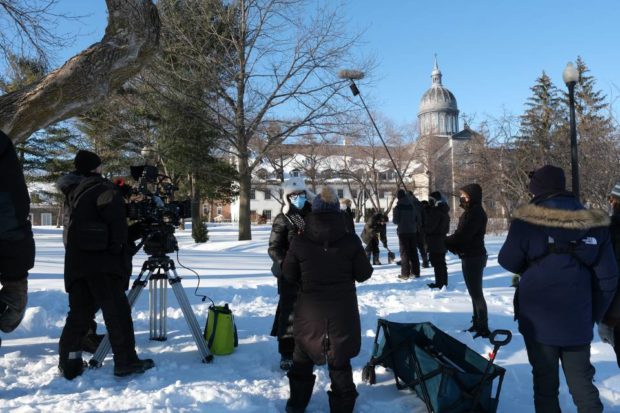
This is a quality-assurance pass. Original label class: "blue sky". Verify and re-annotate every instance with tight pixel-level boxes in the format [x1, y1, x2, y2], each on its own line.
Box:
[42, 0, 620, 126]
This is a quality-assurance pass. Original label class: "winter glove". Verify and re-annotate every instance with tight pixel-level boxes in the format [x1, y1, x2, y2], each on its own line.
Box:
[0, 278, 28, 333]
[598, 322, 616, 347]
[382, 242, 388, 249]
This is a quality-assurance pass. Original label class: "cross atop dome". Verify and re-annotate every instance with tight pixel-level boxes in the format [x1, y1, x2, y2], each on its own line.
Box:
[431, 54, 442, 85]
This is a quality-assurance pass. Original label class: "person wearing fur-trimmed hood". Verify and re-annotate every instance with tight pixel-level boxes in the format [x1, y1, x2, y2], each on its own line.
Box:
[600, 180, 620, 369]
[268, 176, 315, 371]
[498, 165, 618, 413]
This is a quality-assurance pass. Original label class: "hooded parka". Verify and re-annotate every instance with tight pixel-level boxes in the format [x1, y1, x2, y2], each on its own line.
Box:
[499, 196, 618, 346]
[282, 211, 373, 365]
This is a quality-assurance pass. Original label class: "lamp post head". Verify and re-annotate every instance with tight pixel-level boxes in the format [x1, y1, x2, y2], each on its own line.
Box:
[563, 62, 579, 85]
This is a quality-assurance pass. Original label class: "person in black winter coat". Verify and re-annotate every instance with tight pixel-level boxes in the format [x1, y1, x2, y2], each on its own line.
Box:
[361, 212, 388, 265]
[339, 198, 356, 234]
[59, 151, 154, 380]
[445, 183, 490, 338]
[393, 189, 421, 279]
[425, 191, 450, 289]
[56, 170, 105, 354]
[282, 186, 373, 413]
[268, 177, 314, 371]
[599, 180, 620, 369]
[0, 131, 35, 339]
[499, 165, 618, 413]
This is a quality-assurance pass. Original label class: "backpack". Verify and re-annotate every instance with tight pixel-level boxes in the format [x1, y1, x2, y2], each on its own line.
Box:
[204, 304, 238, 355]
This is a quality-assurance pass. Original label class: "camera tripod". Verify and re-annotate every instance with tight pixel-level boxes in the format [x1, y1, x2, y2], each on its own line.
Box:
[89, 254, 214, 367]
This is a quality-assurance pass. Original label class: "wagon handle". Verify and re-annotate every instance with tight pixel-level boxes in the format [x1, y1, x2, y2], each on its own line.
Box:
[489, 329, 512, 348]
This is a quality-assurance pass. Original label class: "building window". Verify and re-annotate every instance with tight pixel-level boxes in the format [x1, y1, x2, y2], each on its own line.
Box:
[203, 204, 209, 215]
[263, 210, 272, 220]
[28, 213, 34, 222]
[290, 169, 300, 177]
[264, 189, 271, 200]
[41, 212, 52, 226]
[216, 206, 223, 215]
[351, 189, 358, 199]
[337, 189, 344, 198]
[250, 189, 256, 200]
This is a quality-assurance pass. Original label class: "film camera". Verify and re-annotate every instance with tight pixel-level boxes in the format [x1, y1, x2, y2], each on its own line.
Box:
[126, 165, 191, 256]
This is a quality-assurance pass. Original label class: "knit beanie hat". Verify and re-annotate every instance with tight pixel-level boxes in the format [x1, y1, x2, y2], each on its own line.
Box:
[312, 186, 340, 213]
[74, 150, 102, 174]
[610, 181, 620, 199]
[396, 189, 406, 199]
[528, 165, 566, 198]
[429, 191, 442, 203]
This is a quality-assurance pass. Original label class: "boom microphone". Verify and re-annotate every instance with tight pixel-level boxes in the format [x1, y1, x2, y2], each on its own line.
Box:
[338, 69, 365, 80]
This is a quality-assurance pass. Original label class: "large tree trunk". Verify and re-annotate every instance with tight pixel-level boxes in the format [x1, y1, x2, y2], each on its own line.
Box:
[238, 156, 252, 241]
[0, 0, 160, 143]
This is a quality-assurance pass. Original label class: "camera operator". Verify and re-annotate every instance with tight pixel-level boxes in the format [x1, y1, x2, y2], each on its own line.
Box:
[0, 131, 35, 345]
[58, 150, 154, 379]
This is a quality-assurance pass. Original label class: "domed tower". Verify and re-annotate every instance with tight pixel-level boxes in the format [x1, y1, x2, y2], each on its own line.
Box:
[418, 57, 459, 137]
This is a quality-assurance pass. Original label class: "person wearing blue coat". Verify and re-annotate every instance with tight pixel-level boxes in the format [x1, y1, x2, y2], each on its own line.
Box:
[498, 165, 618, 413]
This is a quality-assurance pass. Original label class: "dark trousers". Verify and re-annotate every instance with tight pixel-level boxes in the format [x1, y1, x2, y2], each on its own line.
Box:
[429, 252, 447, 286]
[416, 233, 428, 265]
[364, 238, 379, 256]
[291, 350, 356, 396]
[462, 255, 488, 323]
[398, 233, 420, 277]
[524, 338, 603, 413]
[59, 274, 137, 366]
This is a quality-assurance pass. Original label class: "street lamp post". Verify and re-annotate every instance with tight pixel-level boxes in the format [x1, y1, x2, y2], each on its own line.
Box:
[563, 62, 579, 200]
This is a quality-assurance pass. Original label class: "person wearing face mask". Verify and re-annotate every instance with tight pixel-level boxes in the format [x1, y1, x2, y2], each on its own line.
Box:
[268, 176, 314, 371]
[445, 183, 490, 338]
[600, 180, 620, 369]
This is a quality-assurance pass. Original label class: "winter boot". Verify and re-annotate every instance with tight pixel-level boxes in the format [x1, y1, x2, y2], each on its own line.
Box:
[427, 283, 445, 289]
[473, 317, 490, 339]
[327, 390, 358, 413]
[0, 278, 28, 333]
[465, 316, 477, 333]
[58, 351, 86, 380]
[285, 372, 316, 413]
[113, 358, 155, 377]
[372, 254, 381, 265]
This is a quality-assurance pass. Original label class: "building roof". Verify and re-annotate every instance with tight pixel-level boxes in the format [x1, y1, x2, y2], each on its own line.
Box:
[418, 57, 458, 115]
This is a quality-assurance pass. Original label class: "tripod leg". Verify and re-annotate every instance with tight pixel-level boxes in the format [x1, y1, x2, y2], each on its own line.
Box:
[89, 269, 152, 368]
[166, 268, 213, 363]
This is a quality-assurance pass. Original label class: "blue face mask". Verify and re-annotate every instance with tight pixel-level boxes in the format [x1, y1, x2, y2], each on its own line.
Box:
[290, 195, 306, 209]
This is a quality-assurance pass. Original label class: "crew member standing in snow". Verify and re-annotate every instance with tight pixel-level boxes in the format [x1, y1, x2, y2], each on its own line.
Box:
[426, 191, 450, 289]
[56, 163, 106, 354]
[0, 131, 35, 341]
[392, 189, 421, 280]
[445, 183, 490, 338]
[601, 180, 620, 368]
[59, 151, 154, 379]
[268, 177, 313, 371]
[361, 212, 388, 265]
[282, 186, 373, 413]
[498, 165, 618, 413]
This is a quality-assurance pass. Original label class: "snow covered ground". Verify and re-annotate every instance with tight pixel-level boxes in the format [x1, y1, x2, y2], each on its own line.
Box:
[1, 223, 619, 412]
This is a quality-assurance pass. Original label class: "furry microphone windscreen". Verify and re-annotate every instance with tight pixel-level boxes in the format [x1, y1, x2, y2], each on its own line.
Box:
[338, 69, 365, 80]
